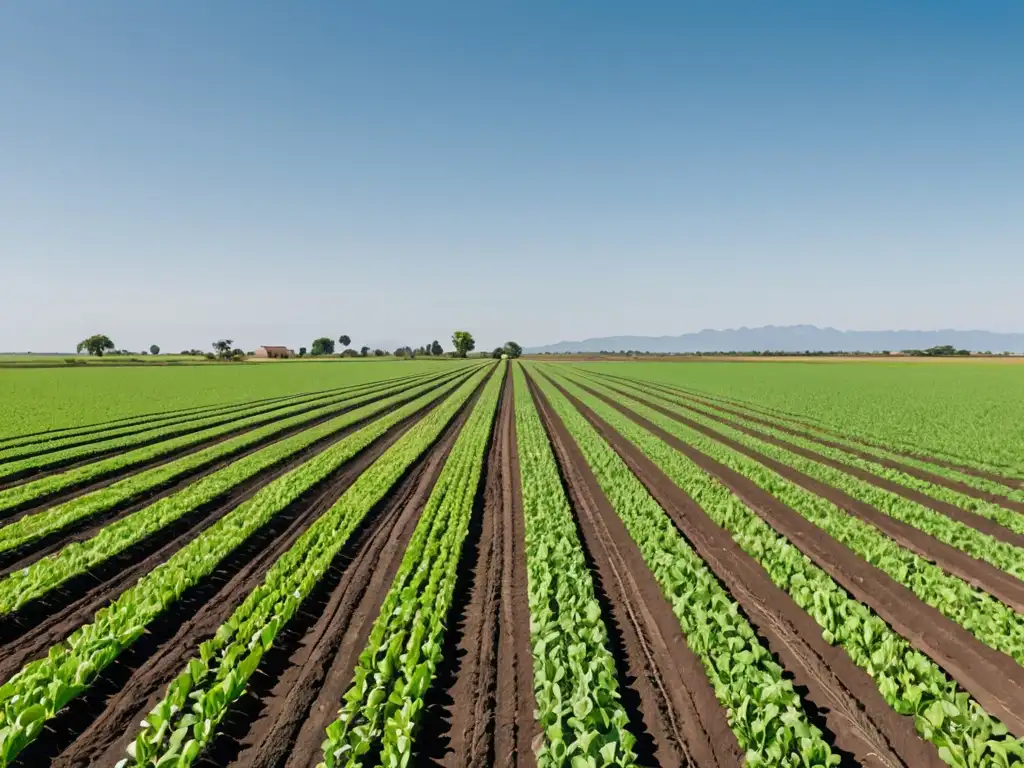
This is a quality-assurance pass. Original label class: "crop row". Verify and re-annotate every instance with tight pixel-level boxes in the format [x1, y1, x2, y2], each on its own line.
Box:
[512, 365, 637, 768]
[529, 370, 840, 766]
[319, 363, 504, 767]
[630, 375, 1024, 484]
[0, 368, 461, 517]
[125, 364, 499, 767]
[0, 371, 471, 603]
[0, 366, 491, 766]
[603, 374, 1024, 505]
[590, 375, 1024, 581]
[576, 373, 1024, 667]
[545, 367, 1023, 766]
[0, 371, 446, 482]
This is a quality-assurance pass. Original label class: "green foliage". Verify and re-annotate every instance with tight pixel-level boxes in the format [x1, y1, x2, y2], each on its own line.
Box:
[452, 331, 475, 358]
[149, 345, 160, 355]
[311, 337, 336, 356]
[0, 370, 490, 765]
[338, 335, 351, 348]
[76, 334, 115, 357]
[532, 370, 840, 766]
[550, 368, 1024, 766]
[430, 340, 443, 356]
[211, 339, 234, 360]
[512, 365, 637, 768]
[504, 340, 523, 358]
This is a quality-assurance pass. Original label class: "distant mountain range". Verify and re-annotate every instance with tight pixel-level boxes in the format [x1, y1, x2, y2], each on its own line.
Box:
[526, 325, 1024, 354]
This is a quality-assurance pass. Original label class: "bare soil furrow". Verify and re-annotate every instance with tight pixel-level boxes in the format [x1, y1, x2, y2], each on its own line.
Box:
[576, 379, 1024, 738]
[417, 368, 538, 768]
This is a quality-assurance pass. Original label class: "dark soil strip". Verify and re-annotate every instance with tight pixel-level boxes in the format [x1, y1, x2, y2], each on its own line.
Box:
[0, 370, 472, 579]
[0, 369, 457, 493]
[572, 378, 1024, 738]
[544, 372, 936, 768]
[56, 372, 488, 768]
[0, 382, 465, 674]
[528, 372, 742, 767]
[596, 381, 1024, 614]
[416, 367, 538, 768]
[595, 372, 1024, 514]
[599, 373, 1024, 491]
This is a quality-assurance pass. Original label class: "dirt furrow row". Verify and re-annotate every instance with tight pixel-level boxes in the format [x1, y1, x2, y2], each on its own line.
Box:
[418, 368, 537, 768]
[528, 371, 742, 767]
[574, 378, 1024, 738]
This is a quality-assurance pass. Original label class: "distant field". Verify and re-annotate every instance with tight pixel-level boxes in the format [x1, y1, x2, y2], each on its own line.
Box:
[0, 354, 214, 367]
[579, 359, 1024, 476]
[0, 360, 460, 438]
[4, 358, 1024, 767]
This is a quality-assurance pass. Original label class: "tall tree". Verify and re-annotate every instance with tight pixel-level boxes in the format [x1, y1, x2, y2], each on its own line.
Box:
[149, 344, 160, 356]
[503, 341, 523, 359]
[212, 339, 234, 360]
[359, 346, 370, 357]
[451, 331, 475, 358]
[299, 347, 307, 357]
[338, 335, 351, 349]
[311, 337, 335, 356]
[430, 340, 443, 356]
[491, 347, 504, 359]
[76, 334, 115, 357]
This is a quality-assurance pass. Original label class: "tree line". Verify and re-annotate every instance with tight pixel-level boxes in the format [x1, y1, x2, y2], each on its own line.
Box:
[74, 331, 524, 361]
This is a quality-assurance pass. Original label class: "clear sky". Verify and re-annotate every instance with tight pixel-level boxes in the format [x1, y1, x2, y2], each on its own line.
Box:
[2, 2, 1022, 353]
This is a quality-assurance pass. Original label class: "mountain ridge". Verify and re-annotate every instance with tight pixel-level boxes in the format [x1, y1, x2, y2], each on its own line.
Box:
[525, 325, 1024, 354]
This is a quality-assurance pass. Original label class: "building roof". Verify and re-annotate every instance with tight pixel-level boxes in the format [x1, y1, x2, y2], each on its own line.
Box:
[259, 345, 290, 351]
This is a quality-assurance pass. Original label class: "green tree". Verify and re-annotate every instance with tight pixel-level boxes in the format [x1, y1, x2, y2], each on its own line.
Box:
[452, 331, 475, 358]
[374, 348, 386, 357]
[212, 339, 234, 360]
[503, 341, 523, 358]
[311, 337, 336, 356]
[339, 334, 351, 349]
[149, 344, 160, 355]
[299, 347, 307, 357]
[76, 334, 115, 357]
[360, 346, 370, 357]
[430, 340, 443, 356]
[491, 347, 504, 359]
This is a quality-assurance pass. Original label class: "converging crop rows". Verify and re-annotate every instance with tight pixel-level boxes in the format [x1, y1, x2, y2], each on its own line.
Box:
[0, 359, 1022, 767]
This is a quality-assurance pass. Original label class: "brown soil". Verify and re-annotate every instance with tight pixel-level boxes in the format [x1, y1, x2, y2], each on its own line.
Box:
[592, 380, 1024, 612]
[618, 375, 1024, 491]
[57, 370, 487, 768]
[0, 368, 458, 498]
[574, 378, 1024, 738]
[417, 367, 538, 768]
[527, 371, 742, 767]
[0, 370, 468, 573]
[541, 372, 937, 768]
[601, 373, 1024, 513]
[0, 379, 464, 675]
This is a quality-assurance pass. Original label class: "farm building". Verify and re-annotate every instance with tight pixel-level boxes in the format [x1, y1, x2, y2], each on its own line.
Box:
[254, 345, 296, 359]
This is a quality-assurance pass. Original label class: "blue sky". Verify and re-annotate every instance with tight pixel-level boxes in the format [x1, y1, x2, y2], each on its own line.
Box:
[2, 2, 1022, 353]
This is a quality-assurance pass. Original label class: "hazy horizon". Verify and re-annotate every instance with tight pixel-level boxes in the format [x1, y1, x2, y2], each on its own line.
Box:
[3, 2, 1022, 353]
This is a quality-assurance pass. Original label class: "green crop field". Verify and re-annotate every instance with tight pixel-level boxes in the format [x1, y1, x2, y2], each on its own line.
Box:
[2, 358, 1023, 768]
[0, 360, 462, 439]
